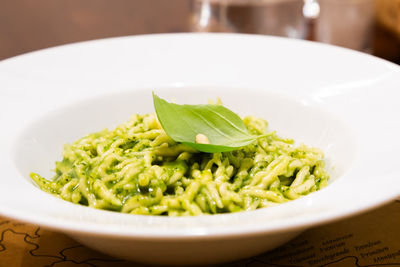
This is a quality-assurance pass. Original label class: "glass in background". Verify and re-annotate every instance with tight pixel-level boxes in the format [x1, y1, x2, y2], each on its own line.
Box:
[190, 0, 375, 52]
[191, 0, 308, 39]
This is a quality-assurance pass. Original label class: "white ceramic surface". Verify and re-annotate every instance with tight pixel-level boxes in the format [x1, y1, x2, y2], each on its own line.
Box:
[0, 33, 399, 265]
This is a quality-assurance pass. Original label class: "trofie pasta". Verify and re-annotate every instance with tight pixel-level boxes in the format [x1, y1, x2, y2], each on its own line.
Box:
[31, 113, 329, 216]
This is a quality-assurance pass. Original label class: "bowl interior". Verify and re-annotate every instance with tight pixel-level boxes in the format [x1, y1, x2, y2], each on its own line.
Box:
[14, 86, 357, 185]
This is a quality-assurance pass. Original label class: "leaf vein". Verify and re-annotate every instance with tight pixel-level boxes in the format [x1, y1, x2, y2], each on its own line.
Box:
[204, 105, 250, 135]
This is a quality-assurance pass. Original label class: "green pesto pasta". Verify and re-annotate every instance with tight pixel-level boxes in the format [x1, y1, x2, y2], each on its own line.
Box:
[31, 113, 329, 216]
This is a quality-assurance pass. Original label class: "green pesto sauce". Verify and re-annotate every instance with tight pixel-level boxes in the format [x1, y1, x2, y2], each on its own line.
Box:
[31, 114, 329, 216]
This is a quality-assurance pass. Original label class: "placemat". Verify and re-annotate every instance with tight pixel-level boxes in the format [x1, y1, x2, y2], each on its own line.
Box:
[1, 201, 399, 267]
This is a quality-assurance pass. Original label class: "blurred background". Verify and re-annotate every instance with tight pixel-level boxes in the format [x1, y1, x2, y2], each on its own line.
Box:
[0, 0, 399, 64]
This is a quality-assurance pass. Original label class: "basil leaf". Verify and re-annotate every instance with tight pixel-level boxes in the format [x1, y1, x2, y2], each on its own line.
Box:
[153, 93, 264, 153]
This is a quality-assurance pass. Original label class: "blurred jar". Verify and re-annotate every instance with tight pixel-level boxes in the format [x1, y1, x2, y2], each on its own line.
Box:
[190, 0, 375, 52]
[376, 0, 400, 38]
[374, 0, 400, 63]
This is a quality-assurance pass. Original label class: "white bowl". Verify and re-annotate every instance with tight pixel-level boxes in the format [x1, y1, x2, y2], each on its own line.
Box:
[0, 33, 399, 265]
